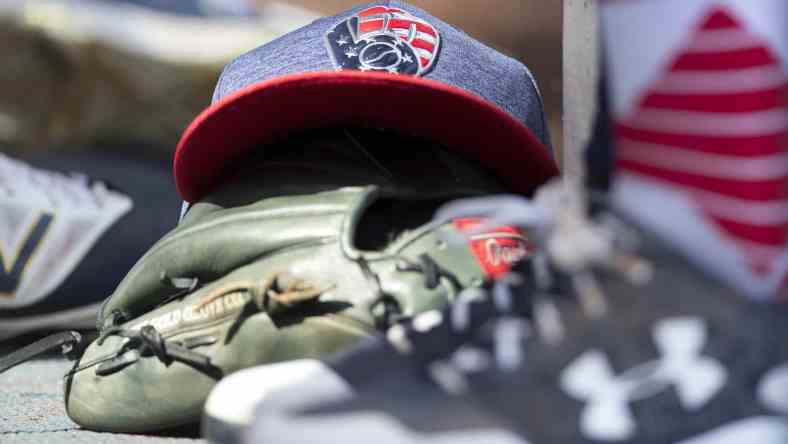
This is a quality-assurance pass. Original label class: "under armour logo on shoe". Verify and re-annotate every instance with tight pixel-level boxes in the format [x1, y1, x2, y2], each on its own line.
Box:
[759, 364, 788, 415]
[560, 317, 727, 441]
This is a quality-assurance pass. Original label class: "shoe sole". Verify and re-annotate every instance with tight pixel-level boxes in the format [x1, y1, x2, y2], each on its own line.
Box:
[202, 413, 244, 444]
[0, 302, 100, 341]
[202, 360, 351, 444]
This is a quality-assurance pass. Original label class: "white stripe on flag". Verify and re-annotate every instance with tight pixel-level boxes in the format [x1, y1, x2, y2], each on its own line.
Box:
[628, 108, 788, 136]
[415, 47, 433, 59]
[392, 28, 438, 45]
[618, 140, 788, 180]
[388, 12, 437, 33]
[414, 31, 438, 45]
[619, 169, 788, 225]
[695, 192, 788, 226]
[651, 66, 786, 94]
[685, 29, 768, 52]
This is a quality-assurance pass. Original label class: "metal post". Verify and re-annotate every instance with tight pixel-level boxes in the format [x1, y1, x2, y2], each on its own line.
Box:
[562, 0, 599, 179]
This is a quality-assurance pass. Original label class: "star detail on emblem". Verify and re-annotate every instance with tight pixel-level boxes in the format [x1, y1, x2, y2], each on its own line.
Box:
[336, 36, 349, 46]
[345, 48, 358, 58]
[402, 54, 413, 63]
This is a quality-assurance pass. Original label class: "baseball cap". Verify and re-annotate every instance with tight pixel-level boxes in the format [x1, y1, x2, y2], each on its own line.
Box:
[174, 0, 559, 203]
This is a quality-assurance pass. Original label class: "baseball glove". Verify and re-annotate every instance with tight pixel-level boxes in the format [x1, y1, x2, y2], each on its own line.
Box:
[61, 130, 530, 433]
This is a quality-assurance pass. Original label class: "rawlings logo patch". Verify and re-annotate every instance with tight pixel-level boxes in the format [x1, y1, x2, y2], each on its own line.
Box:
[325, 5, 441, 76]
[454, 218, 532, 278]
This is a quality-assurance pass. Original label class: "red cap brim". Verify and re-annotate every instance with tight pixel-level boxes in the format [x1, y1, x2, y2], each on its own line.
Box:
[175, 71, 559, 202]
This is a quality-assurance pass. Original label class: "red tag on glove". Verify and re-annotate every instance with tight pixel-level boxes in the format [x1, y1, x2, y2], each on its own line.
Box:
[453, 218, 532, 278]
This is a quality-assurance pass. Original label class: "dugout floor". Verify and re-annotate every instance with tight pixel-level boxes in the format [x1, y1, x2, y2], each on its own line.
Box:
[0, 340, 204, 444]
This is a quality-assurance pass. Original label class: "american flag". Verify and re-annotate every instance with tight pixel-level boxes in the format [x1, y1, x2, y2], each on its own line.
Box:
[354, 6, 440, 71]
[610, 6, 788, 297]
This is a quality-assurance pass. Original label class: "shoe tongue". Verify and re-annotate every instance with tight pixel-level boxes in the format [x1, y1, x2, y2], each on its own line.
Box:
[602, 4, 788, 300]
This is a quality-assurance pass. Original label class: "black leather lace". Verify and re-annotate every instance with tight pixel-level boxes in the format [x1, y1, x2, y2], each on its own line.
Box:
[75, 325, 219, 377]
[362, 253, 464, 328]
[0, 331, 83, 374]
[396, 254, 463, 291]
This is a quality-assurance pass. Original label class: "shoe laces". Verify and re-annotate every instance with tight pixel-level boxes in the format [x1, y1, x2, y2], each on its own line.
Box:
[0, 153, 113, 210]
[421, 180, 655, 393]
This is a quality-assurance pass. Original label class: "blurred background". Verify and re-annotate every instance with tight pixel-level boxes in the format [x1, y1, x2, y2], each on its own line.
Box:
[0, 0, 563, 163]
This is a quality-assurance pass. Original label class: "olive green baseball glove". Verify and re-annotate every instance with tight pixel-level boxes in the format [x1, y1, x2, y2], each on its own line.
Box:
[61, 153, 528, 433]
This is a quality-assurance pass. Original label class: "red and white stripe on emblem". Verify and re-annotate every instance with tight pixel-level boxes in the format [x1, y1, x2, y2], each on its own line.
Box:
[612, 7, 788, 286]
[355, 6, 440, 70]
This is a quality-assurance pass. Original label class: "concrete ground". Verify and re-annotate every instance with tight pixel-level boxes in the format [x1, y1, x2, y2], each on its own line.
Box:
[0, 340, 204, 444]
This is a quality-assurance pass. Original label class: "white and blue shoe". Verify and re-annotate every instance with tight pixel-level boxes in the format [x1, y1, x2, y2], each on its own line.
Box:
[0, 151, 180, 340]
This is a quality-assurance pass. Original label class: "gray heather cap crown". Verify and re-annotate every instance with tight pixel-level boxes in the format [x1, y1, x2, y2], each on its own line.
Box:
[212, 0, 552, 149]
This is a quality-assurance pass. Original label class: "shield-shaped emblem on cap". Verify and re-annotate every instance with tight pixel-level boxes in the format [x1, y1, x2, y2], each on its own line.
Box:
[325, 6, 441, 76]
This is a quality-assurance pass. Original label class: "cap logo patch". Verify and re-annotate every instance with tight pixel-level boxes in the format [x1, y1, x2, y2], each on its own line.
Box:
[325, 5, 441, 76]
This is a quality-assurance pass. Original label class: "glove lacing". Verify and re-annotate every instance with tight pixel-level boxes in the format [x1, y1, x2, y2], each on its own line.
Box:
[359, 253, 464, 328]
[73, 324, 220, 377]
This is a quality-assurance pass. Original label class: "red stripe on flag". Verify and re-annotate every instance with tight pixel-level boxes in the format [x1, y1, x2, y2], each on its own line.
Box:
[750, 261, 778, 277]
[701, 9, 741, 30]
[783, 82, 788, 101]
[640, 87, 786, 113]
[388, 19, 437, 37]
[708, 216, 788, 246]
[411, 38, 435, 53]
[359, 19, 385, 34]
[671, 47, 778, 71]
[615, 124, 786, 157]
[358, 6, 389, 17]
[419, 57, 430, 67]
[618, 158, 788, 201]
